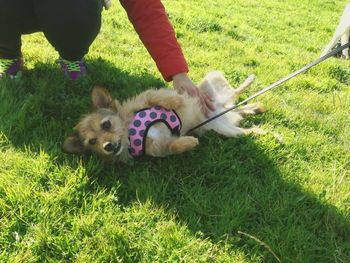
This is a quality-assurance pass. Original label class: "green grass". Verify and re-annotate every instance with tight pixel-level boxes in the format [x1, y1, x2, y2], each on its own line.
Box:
[1, 0, 350, 262]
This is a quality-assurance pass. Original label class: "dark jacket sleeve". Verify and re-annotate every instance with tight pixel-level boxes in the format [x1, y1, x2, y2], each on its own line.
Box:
[120, 0, 189, 81]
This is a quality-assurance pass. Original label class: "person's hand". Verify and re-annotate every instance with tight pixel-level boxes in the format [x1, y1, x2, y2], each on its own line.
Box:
[172, 72, 215, 116]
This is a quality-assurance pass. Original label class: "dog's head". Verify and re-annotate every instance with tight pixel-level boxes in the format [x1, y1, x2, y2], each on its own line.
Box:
[62, 87, 126, 159]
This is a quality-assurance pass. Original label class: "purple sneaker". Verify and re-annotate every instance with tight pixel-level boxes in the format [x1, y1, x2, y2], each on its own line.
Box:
[58, 58, 87, 80]
[0, 58, 23, 78]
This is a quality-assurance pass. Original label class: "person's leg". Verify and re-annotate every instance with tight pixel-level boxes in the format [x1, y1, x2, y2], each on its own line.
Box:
[34, 0, 102, 61]
[0, 0, 38, 77]
[0, 0, 23, 59]
[0, 0, 38, 59]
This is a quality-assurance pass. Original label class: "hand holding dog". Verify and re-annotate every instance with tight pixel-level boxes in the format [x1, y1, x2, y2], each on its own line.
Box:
[172, 72, 215, 116]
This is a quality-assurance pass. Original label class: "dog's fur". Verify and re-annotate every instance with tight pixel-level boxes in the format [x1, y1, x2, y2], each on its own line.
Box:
[62, 72, 265, 162]
[321, 2, 350, 59]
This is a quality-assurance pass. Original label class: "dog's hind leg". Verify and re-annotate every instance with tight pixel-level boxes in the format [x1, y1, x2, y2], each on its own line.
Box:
[202, 107, 266, 137]
[206, 119, 265, 137]
[211, 122, 246, 137]
[233, 74, 256, 97]
[199, 72, 256, 107]
[199, 71, 235, 105]
[235, 103, 266, 117]
[201, 113, 245, 137]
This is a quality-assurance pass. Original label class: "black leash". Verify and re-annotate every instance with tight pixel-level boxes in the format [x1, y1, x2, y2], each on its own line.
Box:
[188, 42, 350, 133]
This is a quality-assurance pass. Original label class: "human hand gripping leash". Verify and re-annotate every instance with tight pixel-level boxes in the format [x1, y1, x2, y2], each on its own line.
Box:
[187, 42, 350, 134]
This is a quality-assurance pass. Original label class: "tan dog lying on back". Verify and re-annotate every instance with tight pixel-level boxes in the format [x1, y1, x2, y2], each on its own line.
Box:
[62, 72, 265, 162]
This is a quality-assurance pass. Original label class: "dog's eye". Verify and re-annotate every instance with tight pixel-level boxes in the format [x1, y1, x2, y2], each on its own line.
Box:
[101, 120, 111, 130]
[89, 138, 97, 145]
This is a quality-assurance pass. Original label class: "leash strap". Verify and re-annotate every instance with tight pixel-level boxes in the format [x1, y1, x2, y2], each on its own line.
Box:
[188, 42, 350, 133]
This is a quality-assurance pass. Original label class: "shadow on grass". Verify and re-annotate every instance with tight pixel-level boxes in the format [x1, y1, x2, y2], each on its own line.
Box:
[96, 134, 350, 262]
[0, 57, 164, 155]
[1, 60, 349, 262]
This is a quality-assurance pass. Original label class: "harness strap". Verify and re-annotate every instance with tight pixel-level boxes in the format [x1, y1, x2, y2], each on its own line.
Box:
[128, 106, 182, 157]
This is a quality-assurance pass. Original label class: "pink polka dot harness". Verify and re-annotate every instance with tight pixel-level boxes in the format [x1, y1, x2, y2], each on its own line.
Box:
[127, 106, 182, 158]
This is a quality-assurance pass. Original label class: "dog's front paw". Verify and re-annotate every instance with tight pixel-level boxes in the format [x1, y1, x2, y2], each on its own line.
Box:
[162, 96, 184, 110]
[169, 136, 199, 154]
[147, 96, 184, 110]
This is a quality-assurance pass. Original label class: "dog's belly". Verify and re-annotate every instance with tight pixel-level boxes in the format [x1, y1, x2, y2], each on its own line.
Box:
[147, 124, 171, 140]
[175, 97, 206, 135]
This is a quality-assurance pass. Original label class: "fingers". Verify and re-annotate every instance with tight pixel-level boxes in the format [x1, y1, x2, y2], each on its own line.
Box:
[189, 88, 209, 116]
[199, 93, 209, 117]
[197, 90, 214, 117]
[202, 91, 215, 111]
[174, 84, 215, 117]
[196, 90, 214, 117]
[192, 89, 215, 117]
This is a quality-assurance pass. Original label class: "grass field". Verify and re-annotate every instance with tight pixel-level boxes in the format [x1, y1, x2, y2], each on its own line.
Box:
[1, 0, 350, 262]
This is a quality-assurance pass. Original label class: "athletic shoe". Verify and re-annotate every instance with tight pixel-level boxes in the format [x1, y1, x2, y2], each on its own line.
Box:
[58, 58, 87, 80]
[0, 58, 23, 78]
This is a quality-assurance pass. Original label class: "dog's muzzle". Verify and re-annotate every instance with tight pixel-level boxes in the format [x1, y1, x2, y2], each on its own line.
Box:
[103, 142, 123, 155]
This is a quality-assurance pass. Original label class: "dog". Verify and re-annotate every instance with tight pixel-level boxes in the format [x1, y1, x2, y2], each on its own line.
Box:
[321, 2, 350, 59]
[62, 72, 265, 162]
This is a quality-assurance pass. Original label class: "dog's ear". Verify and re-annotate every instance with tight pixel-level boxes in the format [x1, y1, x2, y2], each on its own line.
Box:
[91, 86, 119, 111]
[62, 131, 85, 154]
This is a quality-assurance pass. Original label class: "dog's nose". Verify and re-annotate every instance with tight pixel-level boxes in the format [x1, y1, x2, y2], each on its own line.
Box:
[104, 142, 116, 152]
